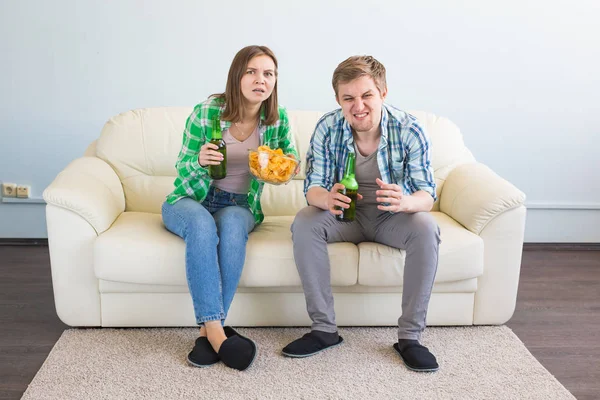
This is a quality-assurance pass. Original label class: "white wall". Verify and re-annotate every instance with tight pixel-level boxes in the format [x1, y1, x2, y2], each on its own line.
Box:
[1, 0, 598, 241]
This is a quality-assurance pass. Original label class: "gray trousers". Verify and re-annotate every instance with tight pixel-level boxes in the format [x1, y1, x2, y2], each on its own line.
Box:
[291, 205, 441, 340]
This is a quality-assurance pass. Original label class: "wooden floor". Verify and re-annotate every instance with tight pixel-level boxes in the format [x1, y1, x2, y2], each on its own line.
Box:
[0, 246, 599, 400]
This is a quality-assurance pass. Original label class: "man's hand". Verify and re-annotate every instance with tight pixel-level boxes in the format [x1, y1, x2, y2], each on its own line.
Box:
[375, 178, 414, 213]
[327, 184, 363, 216]
[306, 185, 363, 214]
[375, 178, 435, 213]
[327, 183, 350, 216]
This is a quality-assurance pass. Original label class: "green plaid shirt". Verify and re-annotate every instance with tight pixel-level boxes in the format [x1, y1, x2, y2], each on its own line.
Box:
[166, 97, 298, 224]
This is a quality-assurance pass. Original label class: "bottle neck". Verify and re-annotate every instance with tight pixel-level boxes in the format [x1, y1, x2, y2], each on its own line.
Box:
[212, 119, 222, 140]
[344, 153, 356, 178]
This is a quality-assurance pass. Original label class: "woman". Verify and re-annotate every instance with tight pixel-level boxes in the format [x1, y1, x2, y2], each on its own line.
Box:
[162, 45, 297, 371]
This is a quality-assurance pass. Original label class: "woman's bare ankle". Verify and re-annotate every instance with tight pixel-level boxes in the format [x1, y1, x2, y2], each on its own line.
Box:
[204, 321, 227, 352]
[199, 326, 207, 337]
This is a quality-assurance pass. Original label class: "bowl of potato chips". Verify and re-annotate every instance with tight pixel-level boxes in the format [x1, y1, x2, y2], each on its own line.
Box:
[248, 145, 300, 185]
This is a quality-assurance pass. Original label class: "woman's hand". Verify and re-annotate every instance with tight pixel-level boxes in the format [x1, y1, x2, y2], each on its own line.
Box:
[198, 143, 223, 167]
[286, 153, 301, 175]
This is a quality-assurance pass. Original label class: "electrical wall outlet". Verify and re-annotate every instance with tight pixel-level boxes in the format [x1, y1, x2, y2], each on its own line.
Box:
[17, 185, 31, 198]
[2, 182, 17, 197]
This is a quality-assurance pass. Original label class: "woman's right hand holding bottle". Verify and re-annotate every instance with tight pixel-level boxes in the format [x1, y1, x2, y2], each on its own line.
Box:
[198, 143, 224, 167]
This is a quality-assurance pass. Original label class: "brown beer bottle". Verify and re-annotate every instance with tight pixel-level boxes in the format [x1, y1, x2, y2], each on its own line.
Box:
[336, 152, 358, 222]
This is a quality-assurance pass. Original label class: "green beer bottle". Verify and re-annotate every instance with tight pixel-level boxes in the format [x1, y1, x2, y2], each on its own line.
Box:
[336, 152, 358, 222]
[209, 118, 227, 180]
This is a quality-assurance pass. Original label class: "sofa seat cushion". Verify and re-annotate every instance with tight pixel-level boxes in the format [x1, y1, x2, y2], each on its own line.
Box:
[94, 213, 358, 287]
[243, 216, 358, 286]
[358, 212, 484, 286]
[94, 211, 481, 289]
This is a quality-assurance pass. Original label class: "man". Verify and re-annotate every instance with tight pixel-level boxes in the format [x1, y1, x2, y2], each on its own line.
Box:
[282, 56, 441, 372]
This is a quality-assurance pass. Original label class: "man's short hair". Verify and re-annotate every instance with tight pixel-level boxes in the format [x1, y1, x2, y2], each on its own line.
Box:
[332, 56, 387, 98]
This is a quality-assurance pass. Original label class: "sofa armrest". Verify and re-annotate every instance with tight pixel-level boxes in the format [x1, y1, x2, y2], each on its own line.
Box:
[43, 157, 125, 235]
[439, 163, 526, 235]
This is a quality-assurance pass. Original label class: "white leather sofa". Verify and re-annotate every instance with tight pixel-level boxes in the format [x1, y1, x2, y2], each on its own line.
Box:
[43, 108, 526, 327]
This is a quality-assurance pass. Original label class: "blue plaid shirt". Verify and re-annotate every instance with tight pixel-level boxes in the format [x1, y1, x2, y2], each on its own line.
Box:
[304, 103, 437, 200]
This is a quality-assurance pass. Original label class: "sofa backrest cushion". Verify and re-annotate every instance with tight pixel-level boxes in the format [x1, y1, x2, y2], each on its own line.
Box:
[95, 107, 474, 214]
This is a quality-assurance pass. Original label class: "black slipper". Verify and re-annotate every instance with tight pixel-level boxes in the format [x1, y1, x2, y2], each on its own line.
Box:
[393, 342, 439, 372]
[282, 331, 344, 358]
[223, 326, 248, 339]
[187, 336, 220, 368]
[218, 327, 257, 371]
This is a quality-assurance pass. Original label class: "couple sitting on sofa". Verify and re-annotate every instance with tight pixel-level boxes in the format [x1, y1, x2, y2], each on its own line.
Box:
[161, 45, 441, 373]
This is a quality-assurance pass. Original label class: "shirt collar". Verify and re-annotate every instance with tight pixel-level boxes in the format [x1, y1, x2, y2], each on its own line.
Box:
[342, 116, 355, 151]
[218, 102, 231, 130]
[379, 104, 390, 149]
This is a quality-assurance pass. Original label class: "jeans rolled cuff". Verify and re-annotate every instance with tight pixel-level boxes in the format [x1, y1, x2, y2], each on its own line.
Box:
[197, 313, 226, 325]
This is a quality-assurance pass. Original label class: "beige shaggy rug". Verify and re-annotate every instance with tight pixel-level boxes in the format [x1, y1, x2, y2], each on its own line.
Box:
[21, 326, 574, 400]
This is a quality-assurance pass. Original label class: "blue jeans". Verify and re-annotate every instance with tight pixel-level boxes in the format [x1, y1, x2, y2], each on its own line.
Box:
[161, 187, 256, 325]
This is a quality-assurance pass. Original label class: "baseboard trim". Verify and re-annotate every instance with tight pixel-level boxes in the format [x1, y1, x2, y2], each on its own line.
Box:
[0, 238, 48, 246]
[526, 202, 600, 210]
[523, 243, 600, 251]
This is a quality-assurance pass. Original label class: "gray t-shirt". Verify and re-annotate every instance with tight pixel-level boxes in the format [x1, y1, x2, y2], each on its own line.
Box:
[353, 142, 382, 208]
[212, 128, 259, 194]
